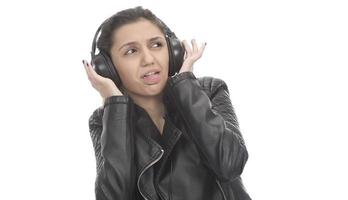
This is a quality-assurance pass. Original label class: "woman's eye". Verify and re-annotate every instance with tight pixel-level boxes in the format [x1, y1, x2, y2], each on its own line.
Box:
[124, 42, 162, 55]
[125, 48, 136, 55]
[152, 42, 163, 48]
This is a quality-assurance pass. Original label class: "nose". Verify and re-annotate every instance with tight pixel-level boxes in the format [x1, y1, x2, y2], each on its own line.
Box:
[141, 47, 155, 67]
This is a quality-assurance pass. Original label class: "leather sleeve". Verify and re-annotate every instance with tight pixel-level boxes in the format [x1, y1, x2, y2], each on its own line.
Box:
[163, 72, 249, 182]
[88, 96, 136, 200]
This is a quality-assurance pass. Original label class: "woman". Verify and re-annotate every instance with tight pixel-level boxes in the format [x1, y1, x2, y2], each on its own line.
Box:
[83, 6, 251, 200]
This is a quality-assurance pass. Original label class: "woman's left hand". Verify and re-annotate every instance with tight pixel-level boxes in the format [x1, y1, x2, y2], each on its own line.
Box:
[179, 39, 207, 74]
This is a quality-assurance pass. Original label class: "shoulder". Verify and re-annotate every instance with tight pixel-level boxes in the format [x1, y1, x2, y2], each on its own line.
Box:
[89, 106, 104, 129]
[197, 76, 229, 98]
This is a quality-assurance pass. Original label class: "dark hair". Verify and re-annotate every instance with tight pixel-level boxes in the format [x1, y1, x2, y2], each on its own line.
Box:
[97, 6, 166, 56]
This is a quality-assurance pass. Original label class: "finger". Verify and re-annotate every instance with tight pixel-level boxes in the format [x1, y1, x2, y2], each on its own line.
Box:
[85, 61, 99, 78]
[85, 61, 95, 78]
[189, 42, 207, 61]
[182, 40, 192, 56]
[85, 61, 100, 83]
[191, 39, 198, 52]
[83, 60, 92, 79]
[198, 42, 207, 57]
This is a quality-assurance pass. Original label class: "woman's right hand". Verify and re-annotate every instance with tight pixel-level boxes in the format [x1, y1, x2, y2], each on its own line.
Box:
[83, 60, 123, 102]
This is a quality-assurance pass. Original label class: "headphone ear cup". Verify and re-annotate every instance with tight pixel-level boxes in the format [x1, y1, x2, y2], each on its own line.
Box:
[166, 36, 185, 76]
[91, 52, 123, 89]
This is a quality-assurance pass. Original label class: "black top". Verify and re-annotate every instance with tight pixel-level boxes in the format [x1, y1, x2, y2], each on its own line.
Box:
[134, 103, 175, 151]
[134, 104, 177, 199]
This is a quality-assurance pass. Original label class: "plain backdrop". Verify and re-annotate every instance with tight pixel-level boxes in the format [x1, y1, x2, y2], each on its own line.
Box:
[0, 0, 347, 199]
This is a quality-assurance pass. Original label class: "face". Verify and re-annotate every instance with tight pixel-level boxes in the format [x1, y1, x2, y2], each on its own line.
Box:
[110, 18, 169, 99]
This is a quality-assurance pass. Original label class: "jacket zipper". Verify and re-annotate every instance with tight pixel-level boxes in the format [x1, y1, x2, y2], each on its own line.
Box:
[137, 149, 164, 200]
[215, 179, 227, 200]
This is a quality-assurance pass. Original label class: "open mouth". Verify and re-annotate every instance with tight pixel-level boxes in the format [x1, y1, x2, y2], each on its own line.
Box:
[142, 71, 161, 84]
[142, 71, 160, 78]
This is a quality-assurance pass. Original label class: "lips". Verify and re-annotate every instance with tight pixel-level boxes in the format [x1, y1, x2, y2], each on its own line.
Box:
[141, 69, 161, 78]
[143, 71, 160, 78]
[141, 69, 161, 85]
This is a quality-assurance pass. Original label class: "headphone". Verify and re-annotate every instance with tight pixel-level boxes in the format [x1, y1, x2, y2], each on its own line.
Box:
[90, 15, 185, 91]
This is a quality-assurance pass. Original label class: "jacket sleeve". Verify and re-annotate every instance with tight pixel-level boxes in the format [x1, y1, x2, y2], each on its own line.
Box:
[163, 72, 248, 182]
[88, 96, 136, 200]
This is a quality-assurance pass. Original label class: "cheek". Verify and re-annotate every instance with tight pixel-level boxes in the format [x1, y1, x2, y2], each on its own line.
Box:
[110, 54, 138, 88]
[114, 61, 139, 86]
[159, 50, 170, 72]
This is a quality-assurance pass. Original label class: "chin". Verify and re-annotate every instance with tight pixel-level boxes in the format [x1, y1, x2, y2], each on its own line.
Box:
[142, 84, 165, 96]
[127, 74, 168, 97]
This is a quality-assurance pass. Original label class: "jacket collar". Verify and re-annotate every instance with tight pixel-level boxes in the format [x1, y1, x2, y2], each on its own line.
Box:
[132, 103, 182, 175]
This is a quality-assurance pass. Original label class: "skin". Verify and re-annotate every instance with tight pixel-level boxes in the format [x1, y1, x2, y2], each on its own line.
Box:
[83, 18, 206, 134]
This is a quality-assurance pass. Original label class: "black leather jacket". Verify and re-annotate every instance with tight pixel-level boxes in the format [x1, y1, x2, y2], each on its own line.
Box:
[88, 72, 251, 200]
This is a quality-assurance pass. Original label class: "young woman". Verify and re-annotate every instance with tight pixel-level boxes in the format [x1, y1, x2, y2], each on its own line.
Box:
[83, 6, 251, 200]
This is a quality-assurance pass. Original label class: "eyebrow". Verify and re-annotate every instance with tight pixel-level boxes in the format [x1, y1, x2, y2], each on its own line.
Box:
[118, 36, 165, 51]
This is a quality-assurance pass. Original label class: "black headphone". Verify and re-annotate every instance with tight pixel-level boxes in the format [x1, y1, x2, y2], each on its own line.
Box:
[90, 16, 185, 91]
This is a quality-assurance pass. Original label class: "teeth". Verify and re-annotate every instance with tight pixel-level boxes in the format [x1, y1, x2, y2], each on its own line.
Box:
[144, 71, 157, 77]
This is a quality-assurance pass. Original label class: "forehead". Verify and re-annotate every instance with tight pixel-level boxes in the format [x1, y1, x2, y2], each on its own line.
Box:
[113, 19, 165, 46]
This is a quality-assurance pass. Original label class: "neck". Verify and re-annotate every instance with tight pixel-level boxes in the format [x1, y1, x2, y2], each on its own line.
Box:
[129, 93, 166, 134]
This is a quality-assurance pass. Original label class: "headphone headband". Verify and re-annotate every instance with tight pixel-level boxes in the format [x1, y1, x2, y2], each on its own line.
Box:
[91, 18, 110, 59]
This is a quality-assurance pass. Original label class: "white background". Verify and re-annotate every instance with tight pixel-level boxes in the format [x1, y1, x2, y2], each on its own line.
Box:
[0, 0, 347, 199]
